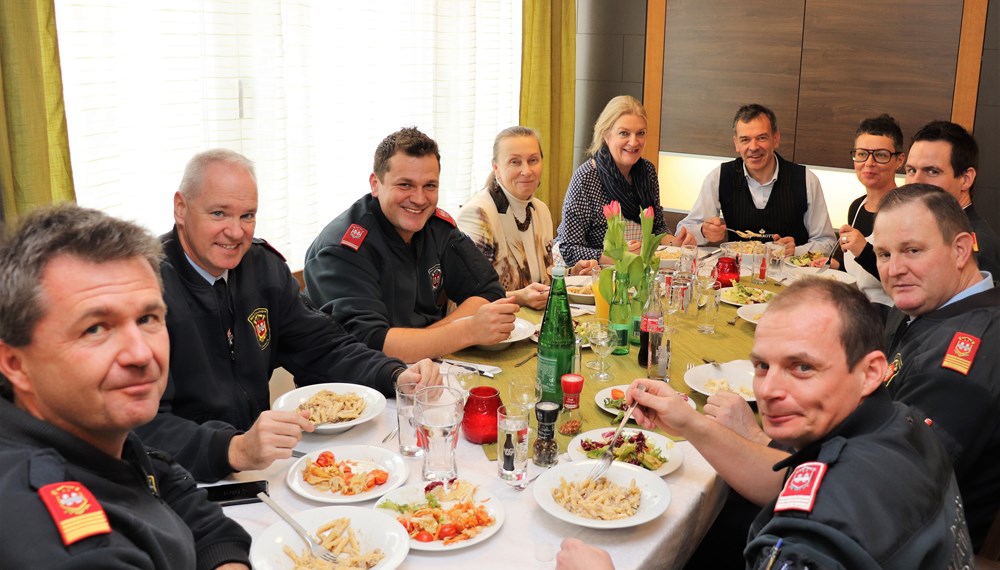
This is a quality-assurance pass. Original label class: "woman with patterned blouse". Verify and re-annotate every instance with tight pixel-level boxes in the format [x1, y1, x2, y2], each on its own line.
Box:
[555, 96, 694, 266]
[458, 126, 595, 309]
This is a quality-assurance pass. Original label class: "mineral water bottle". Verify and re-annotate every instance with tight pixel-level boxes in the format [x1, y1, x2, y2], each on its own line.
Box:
[609, 269, 631, 355]
[536, 262, 574, 404]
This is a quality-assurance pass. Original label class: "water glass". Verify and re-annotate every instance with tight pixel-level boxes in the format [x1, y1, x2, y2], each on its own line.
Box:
[679, 244, 697, 274]
[415, 386, 465, 482]
[668, 273, 694, 321]
[749, 243, 767, 285]
[462, 386, 502, 444]
[394, 383, 423, 457]
[697, 281, 720, 334]
[766, 242, 786, 280]
[497, 404, 530, 485]
[586, 320, 616, 382]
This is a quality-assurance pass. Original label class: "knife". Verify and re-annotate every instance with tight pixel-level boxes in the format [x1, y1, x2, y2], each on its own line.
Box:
[697, 248, 722, 262]
[434, 359, 496, 378]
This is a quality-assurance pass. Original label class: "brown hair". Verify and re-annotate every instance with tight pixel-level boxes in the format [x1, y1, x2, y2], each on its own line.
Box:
[373, 127, 441, 181]
[484, 126, 543, 191]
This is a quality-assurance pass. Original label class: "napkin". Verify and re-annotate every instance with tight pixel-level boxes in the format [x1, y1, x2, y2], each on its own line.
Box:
[570, 304, 596, 316]
[439, 359, 502, 377]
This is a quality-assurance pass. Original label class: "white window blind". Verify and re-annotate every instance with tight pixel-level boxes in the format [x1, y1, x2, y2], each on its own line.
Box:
[54, 0, 521, 269]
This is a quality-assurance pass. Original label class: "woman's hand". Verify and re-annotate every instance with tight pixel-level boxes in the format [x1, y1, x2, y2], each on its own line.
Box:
[512, 282, 549, 310]
[838, 225, 866, 257]
[569, 259, 597, 277]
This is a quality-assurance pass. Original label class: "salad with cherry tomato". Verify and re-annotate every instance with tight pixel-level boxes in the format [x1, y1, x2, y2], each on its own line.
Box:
[378, 480, 495, 545]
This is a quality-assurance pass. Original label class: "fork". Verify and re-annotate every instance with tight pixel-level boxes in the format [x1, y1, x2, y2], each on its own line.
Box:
[815, 239, 841, 275]
[587, 385, 648, 481]
[257, 492, 339, 563]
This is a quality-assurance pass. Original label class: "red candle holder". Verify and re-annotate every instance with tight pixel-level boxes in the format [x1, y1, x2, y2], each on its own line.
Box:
[462, 386, 502, 444]
[716, 256, 740, 288]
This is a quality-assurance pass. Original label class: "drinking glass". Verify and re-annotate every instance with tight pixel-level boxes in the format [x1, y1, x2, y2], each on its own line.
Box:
[591, 264, 613, 320]
[749, 242, 767, 285]
[586, 320, 616, 383]
[462, 386, 502, 444]
[668, 273, 694, 322]
[394, 383, 423, 457]
[507, 376, 542, 411]
[696, 280, 720, 334]
[415, 386, 465, 482]
[679, 244, 697, 274]
[766, 241, 786, 280]
[586, 317, 610, 371]
[447, 369, 478, 403]
[497, 404, 529, 484]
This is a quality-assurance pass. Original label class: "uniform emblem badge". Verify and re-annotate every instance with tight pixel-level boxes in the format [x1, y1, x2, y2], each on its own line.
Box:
[340, 224, 368, 251]
[774, 461, 827, 513]
[434, 208, 457, 227]
[942, 331, 980, 375]
[248, 308, 271, 349]
[883, 353, 902, 386]
[428, 264, 443, 291]
[38, 482, 111, 545]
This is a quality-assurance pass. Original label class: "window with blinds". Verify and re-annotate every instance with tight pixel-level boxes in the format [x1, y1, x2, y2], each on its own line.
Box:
[54, 0, 521, 268]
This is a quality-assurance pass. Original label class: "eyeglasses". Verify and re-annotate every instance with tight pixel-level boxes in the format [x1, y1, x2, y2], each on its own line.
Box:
[850, 148, 900, 164]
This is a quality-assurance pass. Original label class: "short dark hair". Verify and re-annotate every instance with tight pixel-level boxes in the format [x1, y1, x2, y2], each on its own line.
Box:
[0, 204, 164, 348]
[910, 120, 978, 176]
[855, 114, 904, 151]
[878, 183, 973, 246]
[768, 278, 884, 371]
[373, 127, 441, 181]
[733, 104, 778, 133]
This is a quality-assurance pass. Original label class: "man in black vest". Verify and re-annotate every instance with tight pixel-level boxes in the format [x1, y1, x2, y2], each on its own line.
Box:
[677, 104, 836, 256]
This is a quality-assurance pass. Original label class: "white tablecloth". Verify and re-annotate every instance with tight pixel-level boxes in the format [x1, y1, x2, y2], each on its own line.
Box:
[222, 402, 727, 570]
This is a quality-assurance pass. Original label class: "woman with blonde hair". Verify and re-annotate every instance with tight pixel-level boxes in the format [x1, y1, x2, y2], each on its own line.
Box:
[458, 126, 594, 309]
[556, 95, 693, 266]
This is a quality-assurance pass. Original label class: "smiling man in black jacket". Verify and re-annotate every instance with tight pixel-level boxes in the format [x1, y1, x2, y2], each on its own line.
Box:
[134, 149, 439, 482]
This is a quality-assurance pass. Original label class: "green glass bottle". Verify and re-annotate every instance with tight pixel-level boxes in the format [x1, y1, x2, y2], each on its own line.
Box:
[609, 269, 630, 355]
[536, 263, 575, 404]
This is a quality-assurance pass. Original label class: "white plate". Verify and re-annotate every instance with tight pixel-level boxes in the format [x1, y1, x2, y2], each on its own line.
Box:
[565, 275, 595, 305]
[736, 303, 769, 325]
[594, 385, 694, 420]
[530, 323, 590, 348]
[272, 383, 386, 435]
[783, 265, 858, 285]
[684, 360, 756, 402]
[718, 286, 776, 306]
[533, 461, 671, 529]
[476, 317, 535, 351]
[286, 446, 408, 504]
[249, 505, 409, 570]
[567, 428, 683, 477]
[374, 483, 505, 551]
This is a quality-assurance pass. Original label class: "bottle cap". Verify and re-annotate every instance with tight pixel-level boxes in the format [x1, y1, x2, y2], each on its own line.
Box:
[535, 401, 560, 423]
[551, 261, 566, 278]
[560, 374, 584, 395]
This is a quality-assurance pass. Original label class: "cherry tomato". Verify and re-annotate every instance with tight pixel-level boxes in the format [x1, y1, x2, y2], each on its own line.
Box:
[414, 531, 434, 542]
[611, 389, 625, 400]
[371, 470, 389, 485]
[399, 519, 414, 533]
[437, 524, 458, 540]
[315, 451, 335, 467]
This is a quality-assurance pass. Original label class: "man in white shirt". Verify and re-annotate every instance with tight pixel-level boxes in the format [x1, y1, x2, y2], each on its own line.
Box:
[677, 104, 836, 255]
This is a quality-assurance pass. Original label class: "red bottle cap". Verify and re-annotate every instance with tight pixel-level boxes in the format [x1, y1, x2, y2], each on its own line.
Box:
[561, 374, 584, 394]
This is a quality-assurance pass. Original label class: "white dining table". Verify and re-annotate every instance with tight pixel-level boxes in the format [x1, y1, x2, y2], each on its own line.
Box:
[219, 400, 728, 570]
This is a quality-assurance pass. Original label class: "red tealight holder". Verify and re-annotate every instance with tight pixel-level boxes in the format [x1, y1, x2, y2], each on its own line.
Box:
[462, 386, 502, 444]
[716, 256, 740, 288]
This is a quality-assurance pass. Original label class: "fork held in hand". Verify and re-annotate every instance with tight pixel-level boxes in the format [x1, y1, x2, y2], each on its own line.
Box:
[587, 384, 648, 481]
[257, 492, 339, 563]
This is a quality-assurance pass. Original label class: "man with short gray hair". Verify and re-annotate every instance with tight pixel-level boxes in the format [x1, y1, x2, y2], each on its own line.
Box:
[0, 204, 250, 569]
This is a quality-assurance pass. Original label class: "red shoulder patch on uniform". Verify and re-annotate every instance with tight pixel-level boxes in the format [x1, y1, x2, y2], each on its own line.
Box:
[434, 208, 456, 227]
[38, 482, 111, 545]
[774, 462, 827, 513]
[340, 224, 368, 251]
[971, 231, 979, 252]
[941, 332, 981, 375]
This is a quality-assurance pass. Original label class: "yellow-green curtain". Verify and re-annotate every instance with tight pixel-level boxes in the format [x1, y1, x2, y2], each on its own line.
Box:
[0, 0, 74, 223]
[520, 0, 575, 230]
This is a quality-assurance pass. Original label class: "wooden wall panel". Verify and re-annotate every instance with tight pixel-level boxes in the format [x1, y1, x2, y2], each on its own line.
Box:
[794, 0, 963, 167]
[660, 0, 805, 157]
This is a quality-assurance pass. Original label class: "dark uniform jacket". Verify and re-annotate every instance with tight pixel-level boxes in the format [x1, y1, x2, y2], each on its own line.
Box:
[884, 284, 1000, 550]
[0, 397, 250, 570]
[966, 204, 1000, 281]
[303, 194, 505, 351]
[745, 389, 973, 569]
[134, 228, 406, 482]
